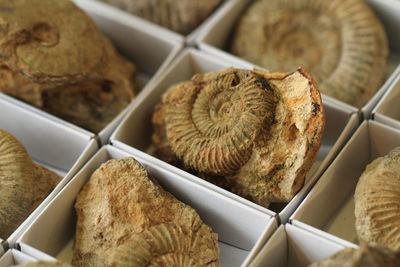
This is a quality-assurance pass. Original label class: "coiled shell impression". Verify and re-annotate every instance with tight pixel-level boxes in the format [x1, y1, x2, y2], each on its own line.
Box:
[99, 0, 222, 35]
[13, 262, 72, 267]
[73, 157, 219, 266]
[0, 129, 60, 239]
[354, 147, 400, 251]
[0, 0, 138, 132]
[308, 243, 400, 267]
[152, 67, 325, 207]
[230, 0, 388, 107]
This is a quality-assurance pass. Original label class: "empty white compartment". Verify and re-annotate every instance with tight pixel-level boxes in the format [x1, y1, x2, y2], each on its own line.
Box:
[290, 120, 400, 246]
[17, 145, 277, 267]
[195, 0, 400, 117]
[0, 249, 37, 267]
[250, 224, 356, 267]
[0, 96, 98, 250]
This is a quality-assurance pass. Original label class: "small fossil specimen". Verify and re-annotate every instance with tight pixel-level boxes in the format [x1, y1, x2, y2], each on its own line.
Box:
[13, 262, 72, 267]
[0, 0, 139, 132]
[354, 147, 400, 251]
[99, 0, 223, 35]
[152, 67, 325, 208]
[73, 157, 219, 266]
[0, 129, 60, 239]
[308, 243, 400, 267]
[230, 0, 388, 107]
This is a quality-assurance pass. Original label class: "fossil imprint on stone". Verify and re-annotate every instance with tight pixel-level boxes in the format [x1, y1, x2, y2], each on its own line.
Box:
[354, 147, 400, 251]
[0, 0, 139, 132]
[152, 67, 325, 208]
[99, 0, 223, 35]
[73, 157, 219, 266]
[0, 129, 60, 239]
[230, 0, 388, 107]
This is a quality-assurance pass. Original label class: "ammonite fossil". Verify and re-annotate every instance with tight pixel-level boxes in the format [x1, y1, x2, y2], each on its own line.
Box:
[99, 0, 222, 35]
[230, 0, 388, 107]
[0, 129, 60, 239]
[13, 262, 72, 267]
[73, 157, 219, 266]
[152, 67, 325, 208]
[0, 0, 139, 132]
[308, 243, 400, 267]
[354, 147, 400, 251]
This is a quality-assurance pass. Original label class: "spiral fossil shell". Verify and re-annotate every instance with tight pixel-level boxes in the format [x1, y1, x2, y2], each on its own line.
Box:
[73, 157, 219, 266]
[0, 0, 138, 132]
[152, 67, 325, 207]
[0, 129, 60, 239]
[308, 243, 400, 267]
[230, 0, 388, 107]
[354, 147, 400, 251]
[99, 0, 222, 35]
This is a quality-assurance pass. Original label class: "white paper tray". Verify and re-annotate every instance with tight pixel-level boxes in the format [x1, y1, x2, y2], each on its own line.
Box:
[250, 224, 357, 267]
[290, 120, 400, 246]
[0, 249, 37, 267]
[195, 0, 400, 118]
[0, 96, 98, 250]
[17, 145, 277, 267]
[110, 47, 360, 223]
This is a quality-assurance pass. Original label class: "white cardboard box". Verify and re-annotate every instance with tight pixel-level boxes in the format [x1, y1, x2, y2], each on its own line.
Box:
[110, 47, 360, 223]
[2, 0, 183, 145]
[250, 224, 357, 267]
[195, 0, 400, 118]
[0, 249, 37, 267]
[290, 120, 400, 246]
[17, 145, 277, 267]
[372, 65, 400, 129]
[0, 96, 98, 250]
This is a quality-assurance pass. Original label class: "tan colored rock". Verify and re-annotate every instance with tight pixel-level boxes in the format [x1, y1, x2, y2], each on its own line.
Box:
[308, 243, 400, 267]
[100, 0, 223, 35]
[13, 262, 72, 267]
[73, 157, 219, 266]
[152, 67, 325, 208]
[0, 0, 139, 132]
[0, 129, 60, 239]
[230, 0, 388, 107]
[354, 147, 400, 251]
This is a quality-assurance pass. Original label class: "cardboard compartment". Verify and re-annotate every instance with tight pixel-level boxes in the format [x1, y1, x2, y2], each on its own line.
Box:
[17, 145, 277, 267]
[250, 224, 356, 267]
[0, 250, 37, 267]
[290, 120, 400, 246]
[2, 0, 183, 145]
[110, 48, 360, 223]
[0, 96, 98, 249]
[372, 65, 400, 129]
[195, 0, 400, 117]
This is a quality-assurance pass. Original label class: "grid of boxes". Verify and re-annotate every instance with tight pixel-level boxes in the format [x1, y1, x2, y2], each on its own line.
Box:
[1, 0, 400, 266]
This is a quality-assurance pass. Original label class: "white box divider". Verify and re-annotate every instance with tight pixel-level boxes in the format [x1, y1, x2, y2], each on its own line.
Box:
[0, 96, 99, 249]
[0, 249, 37, 267]
[372, 65, 400, 129]
[290, 120, 400, 246]
[17, 145, 277, 267]
[250, 224, 357, 267]
[110, 47, 360, 223]
[195, 0, 400, 118]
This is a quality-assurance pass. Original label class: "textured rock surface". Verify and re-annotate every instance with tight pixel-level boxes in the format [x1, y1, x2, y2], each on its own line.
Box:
[0, 0, 139, 132]
[355, 147, 400, 251]
[230, 0, 388, 107]
[308, 243, 400, 267]
[100, 0, 222, 35]
[73, 157, 219, 266]
[13, 262, 72, 267]
[0, 129, 60, 239]
[152, 67, 325, 208]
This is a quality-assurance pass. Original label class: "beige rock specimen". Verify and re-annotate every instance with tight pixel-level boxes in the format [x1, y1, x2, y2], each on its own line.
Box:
[0, 0, 139, 132]
[152, 67, 325, 208]
[230, 0, 388, 107]
[308, 243, 400, 267]
[0, 129, 60, 239]
[99, 0, 222, 35]
[13, 262, 72, 267]
[73, 157, 219, 266]
[354, 146, 400, 251]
